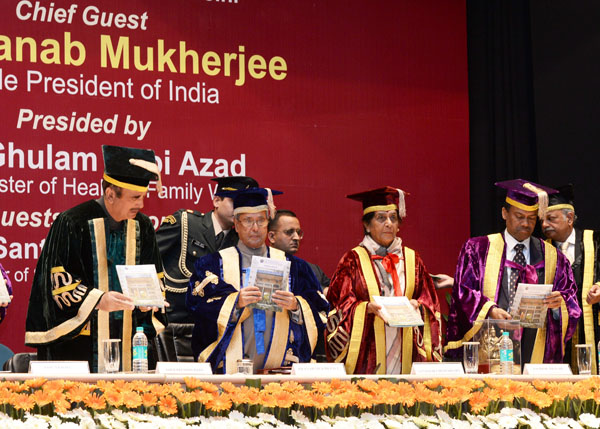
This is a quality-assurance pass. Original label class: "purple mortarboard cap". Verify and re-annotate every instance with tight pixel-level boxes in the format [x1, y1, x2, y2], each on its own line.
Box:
[495, 179, 558, 218]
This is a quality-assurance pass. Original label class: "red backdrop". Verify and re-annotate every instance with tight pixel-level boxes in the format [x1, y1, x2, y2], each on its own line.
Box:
[0, 0, 469, 353]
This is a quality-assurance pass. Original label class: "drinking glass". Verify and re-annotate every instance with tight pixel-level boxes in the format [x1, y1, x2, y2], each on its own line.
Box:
[463, 341, 479, 374]
[103, 339, 121, 374]
[576, 344, 592, 375]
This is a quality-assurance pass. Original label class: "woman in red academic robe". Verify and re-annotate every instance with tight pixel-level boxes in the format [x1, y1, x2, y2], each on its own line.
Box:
[325, 186, 442, 374]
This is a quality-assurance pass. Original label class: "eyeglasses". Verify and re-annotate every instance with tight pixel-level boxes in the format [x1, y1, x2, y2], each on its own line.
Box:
[374, 213, 399, 224]
[279, 228, 304, 239]
[238, 217, 268, 228]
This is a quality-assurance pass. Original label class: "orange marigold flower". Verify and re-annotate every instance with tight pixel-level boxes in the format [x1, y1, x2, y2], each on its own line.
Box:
[112, 380, 128, 392]
[30, 389, 53, 407]
[220, 382, 237, 394]
[311, 381, 332, 394]
[83, 393, 106, 410]
[104, 389, 124, 407]
[122, 390, 142, 408]
[422, 379, 443, 389]
[67, 384, 93, 403]
[532, 379, 551, 391]
[259, 391, 278, 408]
[482, 387, 499, 402]
[158, 394, 178, 415]
[206, 394, 232, 412]
[43, 380, 65, 392]
[141, 392, 158, 408]
[357, 379, 379, 393]
[281, 381, 304, 394]
[11, 393, 35, 411]
[262, 382, 284, 394]
[546, 384, 568, 402]
[54, 398, 71, 414]
[174, 391, 195, 405]
[6, 382, 27, 393]
[128, 380, 150, 393]
[329, 379, 353, 392]
[195, 382, 219, 394]
[190, 390, 213, 404]
[24, 378, 47, 390]
[184, 377, 204, 390]
[272, 390, 295, 408]
[469, 391, 490, 414]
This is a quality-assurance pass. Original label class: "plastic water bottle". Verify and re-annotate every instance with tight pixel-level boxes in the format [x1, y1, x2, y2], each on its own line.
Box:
[132, 326, 148, 373]
[499, 331, 514, 374]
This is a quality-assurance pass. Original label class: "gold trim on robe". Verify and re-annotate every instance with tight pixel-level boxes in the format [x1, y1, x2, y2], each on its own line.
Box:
[530, 242, 557, 363]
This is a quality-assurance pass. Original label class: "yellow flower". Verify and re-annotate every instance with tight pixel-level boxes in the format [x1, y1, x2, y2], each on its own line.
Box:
[122, 390, 142, 408]
[24, 378, 47, 390]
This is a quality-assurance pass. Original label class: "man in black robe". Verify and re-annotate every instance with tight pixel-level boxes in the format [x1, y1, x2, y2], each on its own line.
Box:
[542, 184, 600, 374]
[25, 145, 167, 372]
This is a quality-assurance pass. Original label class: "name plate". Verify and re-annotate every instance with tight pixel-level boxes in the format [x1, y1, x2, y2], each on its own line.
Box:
[523, 364, 572, 376]
[155, 362, 213, 375]
[410, 362, 464, 376]
[291, 363, 347, 376]
[29, 360, 90, 375]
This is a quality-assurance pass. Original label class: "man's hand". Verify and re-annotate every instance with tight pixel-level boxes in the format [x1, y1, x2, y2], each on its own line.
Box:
[0, 296, 12, 308]
[96, 291, 134, 312]
[409, 299, 419, 311]
[544, 291, 563, 309]
[488, 306, 512, 320]
[272, 290, 298, 311]
[433, 274, 454, 289]
[588, 284, 600, 305]
[139, 300, 170, 313]
[237, 286, 262, 308]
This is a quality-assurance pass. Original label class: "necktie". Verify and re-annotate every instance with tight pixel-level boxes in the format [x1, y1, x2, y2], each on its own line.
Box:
[560, 241, 573, 264]
[371, 253, 402, 295]
[508, 243, 526, 311]
[215, 231, 225, 249]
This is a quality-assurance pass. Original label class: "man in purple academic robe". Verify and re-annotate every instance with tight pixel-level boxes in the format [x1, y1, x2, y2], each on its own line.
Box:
[445, 179, 580, 364]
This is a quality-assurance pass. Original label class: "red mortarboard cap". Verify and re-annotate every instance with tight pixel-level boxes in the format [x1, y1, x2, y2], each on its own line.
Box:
[346, 186, 407, 219]
[495, 179, 558, 218]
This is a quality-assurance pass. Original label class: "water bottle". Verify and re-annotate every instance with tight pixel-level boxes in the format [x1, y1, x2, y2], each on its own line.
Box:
[132, 326, 148, 373]
[499, 331, 514, 374]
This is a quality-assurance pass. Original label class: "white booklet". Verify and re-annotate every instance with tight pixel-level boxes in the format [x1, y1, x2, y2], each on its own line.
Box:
[116, 264, 164, 308]
[510, 283, 553, 328]
[372, 295, 424, 327]
[246, 256, 291, 312]
[0, 274, 10, 304]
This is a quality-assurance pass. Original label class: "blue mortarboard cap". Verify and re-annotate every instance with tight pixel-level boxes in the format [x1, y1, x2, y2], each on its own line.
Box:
[233, 187, 282, 219]
[548, 184, 575, 212]
[495, 179, 558, 218]
[211, 176, 259, 197]
[102, 145, 162, 193]
[347, 186, 408, 219]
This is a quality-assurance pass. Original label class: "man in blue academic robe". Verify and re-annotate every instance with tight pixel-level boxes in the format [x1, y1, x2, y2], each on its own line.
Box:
[187, 188, 329, 373]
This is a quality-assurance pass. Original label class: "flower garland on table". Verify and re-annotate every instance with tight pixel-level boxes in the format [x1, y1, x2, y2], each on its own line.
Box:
[0, 377, 599, 427]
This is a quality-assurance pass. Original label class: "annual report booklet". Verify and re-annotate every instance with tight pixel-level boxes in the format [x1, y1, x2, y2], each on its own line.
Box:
[0, 274, 11, 304]
[509, 283, 553, 328]
[372, 295, 424, 327]
[246, 256, 291, 312]
[116, 264, 165, 308]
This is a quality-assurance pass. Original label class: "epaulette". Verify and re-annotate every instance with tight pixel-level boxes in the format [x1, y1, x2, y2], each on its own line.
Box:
[162, 215, 177, 225]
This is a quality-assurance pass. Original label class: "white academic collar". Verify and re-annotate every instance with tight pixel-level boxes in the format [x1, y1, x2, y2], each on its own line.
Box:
[504, 229, 530, 251]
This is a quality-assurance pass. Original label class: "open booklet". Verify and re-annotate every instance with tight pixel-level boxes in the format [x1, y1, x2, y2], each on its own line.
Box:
[509, 283, 553, 328]
[245, 256, 291, 312]
[372, 295, 424, 327]
[0, 273, 10, 304]
[116, 264, 165, 308]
